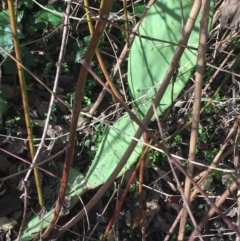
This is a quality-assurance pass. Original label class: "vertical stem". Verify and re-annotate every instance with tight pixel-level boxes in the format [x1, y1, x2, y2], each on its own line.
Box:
[41, 0, 114, 238]
[7, 0, 44, 207]
[123, 0, 129, 47]
[178, 0, 210, 240]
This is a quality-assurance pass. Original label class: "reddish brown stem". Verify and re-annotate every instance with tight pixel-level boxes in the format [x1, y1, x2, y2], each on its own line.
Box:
[138, 132, 148, 241]
[103, 151, 144, 239]
[41, 1, 114, 239]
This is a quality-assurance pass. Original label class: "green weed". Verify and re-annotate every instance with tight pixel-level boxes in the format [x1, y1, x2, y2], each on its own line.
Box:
[5, 116, 21, 134]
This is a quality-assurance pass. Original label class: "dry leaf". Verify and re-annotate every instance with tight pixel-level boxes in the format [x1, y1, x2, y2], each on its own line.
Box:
[220, 0, 240, 29]
[201, 176, 213, 191]
[124, 210, 132, 227]
[153, 167, 177, 192]
[225, 207, 237, 217]
[0, 217, 17, 231]
[221, 172, 234, 186]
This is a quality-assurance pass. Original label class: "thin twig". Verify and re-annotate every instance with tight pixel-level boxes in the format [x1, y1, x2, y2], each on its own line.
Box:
[0, 147, 67, 182]
[0, 46, 70, 109]
[178, 0, 210, 239]
[41, 1, 114, 239]
[24, 0, 72, 185]
[7, 0, 44, 206]
[138, 132, 148, 241]
[89, 0, 156, 115]
[103, 154, 143, 239]
[202, 48, 235, 95]
[86, 186, 117, 241]
[17, 182, 28, 241]
[152, 102, 203, 241]
[235, 125, 240, 241]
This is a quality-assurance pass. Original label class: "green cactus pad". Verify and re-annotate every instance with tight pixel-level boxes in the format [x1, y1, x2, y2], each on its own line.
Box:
[85, 113, 143, 188]
[128, 0, 214, 119]
[19, 163, 86, 241]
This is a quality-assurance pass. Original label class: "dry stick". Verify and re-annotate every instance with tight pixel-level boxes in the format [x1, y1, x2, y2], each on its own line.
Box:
[193, 147, 234, 183]
[138, 132, 148, 241]
[82, 1, 198, 50]
[152, 103, 204, 241]
[7, 0, 44, 207]
[83, 0, 115, 115]
[0, 149, 62, 180]
[16, 182, 28, 241]
[163, 118, 239, 241]
[231, 67, 240, 241]
[211, 0, 224, 27]
[159, 145, 240, 239]
[41, 1, 114, 239]
[234, 126, 240, 241]
[115, 182, 121, 241]
[89, 0, 156, 115]
[54, 1, 202, 237]
[89, 8, 150, 232]
[202, 47, 234, 95]
[104, 30, 128, 102]
[207, 61, 240, 78]
[192, 118, 239, 183]
[178, 1, 210, 240]
[206, 24, 240, 94]
[148, 164, 236, 240]
[87, 187, 117, 241]
[103, 147, 145, 239]
[164, 50, 240, 158]
[28, 0, 72, 235]
[122, 0, 129, 46]
[88, 2, 155, 181]
[24, 0, 71, 184]
[99, 14, 197, 51]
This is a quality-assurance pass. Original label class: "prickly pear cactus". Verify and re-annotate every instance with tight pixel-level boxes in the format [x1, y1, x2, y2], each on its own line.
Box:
[128, 0, 214, 119]
[18, 163, 87, 241]
[85, 113, 142, 188]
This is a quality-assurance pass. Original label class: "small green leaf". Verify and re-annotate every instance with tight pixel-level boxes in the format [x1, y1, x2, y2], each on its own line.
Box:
[0, 11, 24, 57]
[24, 22, 37, 35]
[84, 35, 92, 43]
[134, 3, 146, 17]
[34, 5, 62, 26]
[186, 223, 194, 231]
[0, 26, 13, 56]
[0, 10, 24, 24]
[198, 204, 204, 209]
[19, 0, 33, 8]
[0, 11, 10, 25]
